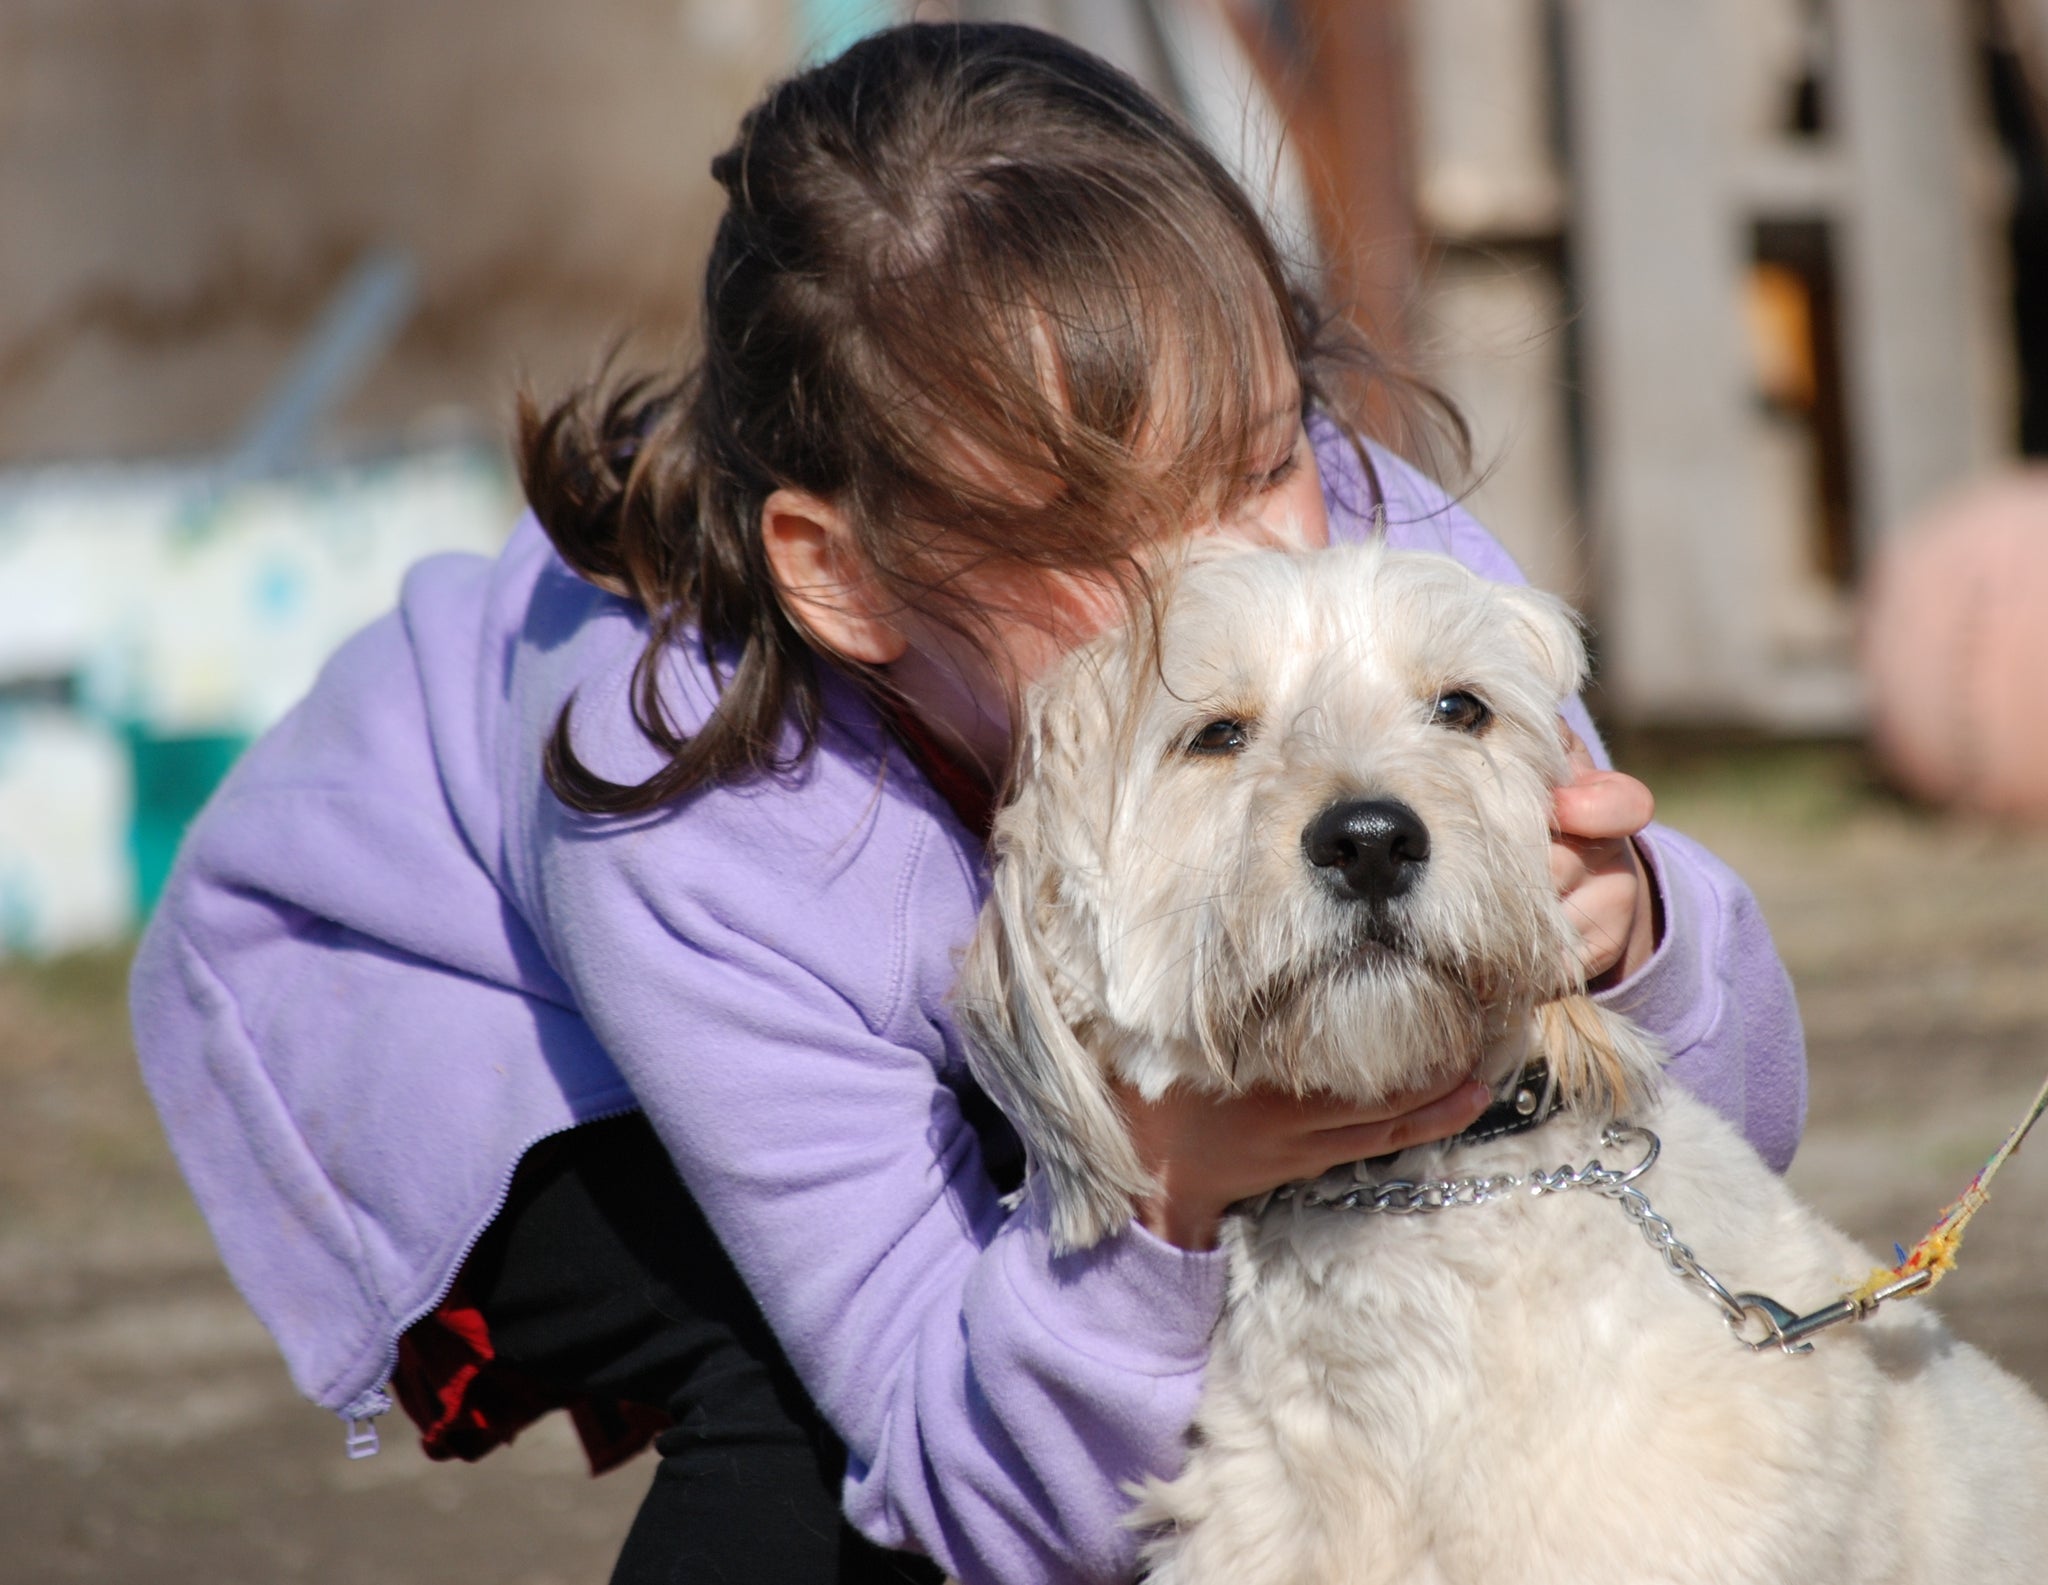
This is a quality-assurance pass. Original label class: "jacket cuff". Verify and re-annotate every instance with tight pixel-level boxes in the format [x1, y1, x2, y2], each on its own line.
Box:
[991, 1176, 1228, 1374]
[1591, 825, 1720, 1058]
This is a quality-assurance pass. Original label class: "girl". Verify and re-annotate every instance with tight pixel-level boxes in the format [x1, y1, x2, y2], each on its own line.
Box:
[131, 22, 1805, 1585]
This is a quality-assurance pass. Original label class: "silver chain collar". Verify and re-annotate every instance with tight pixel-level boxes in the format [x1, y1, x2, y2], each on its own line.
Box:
[1270, 1125, 1934, 1355]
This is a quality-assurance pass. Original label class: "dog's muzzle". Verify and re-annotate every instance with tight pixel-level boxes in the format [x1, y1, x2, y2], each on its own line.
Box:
[1302, 797, 1431, 905]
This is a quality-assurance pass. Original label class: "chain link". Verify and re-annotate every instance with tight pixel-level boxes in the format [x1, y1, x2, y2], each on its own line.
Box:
[1272, 1124, 1943, 1354]
[1572, 1158, 1751, 1327]
[1273, 1126, 1753, 1331]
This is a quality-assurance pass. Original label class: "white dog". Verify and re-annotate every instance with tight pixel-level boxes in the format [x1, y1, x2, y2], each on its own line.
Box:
[958, 543, 2048, 1585]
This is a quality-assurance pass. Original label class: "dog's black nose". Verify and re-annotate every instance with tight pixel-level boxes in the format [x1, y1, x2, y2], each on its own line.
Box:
[1302, 798, 1431, 904]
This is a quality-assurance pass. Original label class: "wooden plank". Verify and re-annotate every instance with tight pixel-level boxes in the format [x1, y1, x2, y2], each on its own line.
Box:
[1562, 0, 1768, 720]
[1230, 0, 1420, 355]
[1420, 252, 1582, 602]
[1835, 0, 2012, 556]
[1410, 0, 1565, 240]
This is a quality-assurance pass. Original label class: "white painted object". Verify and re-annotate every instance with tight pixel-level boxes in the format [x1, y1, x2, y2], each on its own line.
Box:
[0, 707, 133, 957]
[1412, 0, 1565, 239]
[0, 447, 517, 738]
[1563, 0, 2011, 727]
[0, 446, 517, 955]
[1419, 255, 1582, 604]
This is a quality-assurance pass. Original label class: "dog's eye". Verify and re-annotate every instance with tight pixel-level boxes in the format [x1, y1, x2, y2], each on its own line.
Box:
[1186, 719, 1252, 756]
[1431, 691, 1492, 733]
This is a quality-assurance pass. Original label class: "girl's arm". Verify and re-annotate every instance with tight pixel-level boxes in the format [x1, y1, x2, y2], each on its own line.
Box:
[526, 666, 1224, 1585]
[134, 536, 1179, 1585]
[1321, 430, 1808, 1170]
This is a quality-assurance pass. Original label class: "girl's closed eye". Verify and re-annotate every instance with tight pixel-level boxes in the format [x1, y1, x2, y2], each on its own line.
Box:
[1255, 448, 1300, 492]
[1248, 433, 1302, 493]
[1209, 421, 1326, 554]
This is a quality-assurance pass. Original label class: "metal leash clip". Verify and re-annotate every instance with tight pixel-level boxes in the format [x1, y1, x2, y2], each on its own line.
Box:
[1728, 1266, 1936, 1355]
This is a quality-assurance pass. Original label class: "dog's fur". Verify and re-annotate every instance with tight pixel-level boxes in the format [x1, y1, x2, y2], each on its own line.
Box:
[958, 543, 2048, 1584]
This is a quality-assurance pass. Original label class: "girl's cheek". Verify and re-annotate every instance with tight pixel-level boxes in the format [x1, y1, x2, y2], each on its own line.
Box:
[1264, 441, 1331, 551]
[978, 588, 1111, 698]
[1211, 431, 1331, 553]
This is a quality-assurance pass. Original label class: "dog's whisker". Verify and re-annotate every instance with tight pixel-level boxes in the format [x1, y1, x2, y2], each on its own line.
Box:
[1103, 893, 1240, 960]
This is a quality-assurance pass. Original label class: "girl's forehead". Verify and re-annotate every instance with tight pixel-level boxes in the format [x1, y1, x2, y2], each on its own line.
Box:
[861, 275, 1309, 584]
[1022, 291, 1300, 437]
[1125, 311, 1301, 437]
[921, 350, 1303, 511]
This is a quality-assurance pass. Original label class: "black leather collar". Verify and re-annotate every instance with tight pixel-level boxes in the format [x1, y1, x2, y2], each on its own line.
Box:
[1355, 1058, 1560, 1171]
[1455, 1057, 1561, 1147]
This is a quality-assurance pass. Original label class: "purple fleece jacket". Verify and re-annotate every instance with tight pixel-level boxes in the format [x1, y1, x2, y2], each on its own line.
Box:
[130, 429, 1806, 1585]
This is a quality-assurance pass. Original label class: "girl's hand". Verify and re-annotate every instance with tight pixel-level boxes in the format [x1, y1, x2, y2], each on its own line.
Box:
[1551, 725, 1658, 990]
[1113, 1070, 1492, 1250]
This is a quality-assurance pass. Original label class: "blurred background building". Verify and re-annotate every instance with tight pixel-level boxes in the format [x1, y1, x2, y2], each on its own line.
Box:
[4, 0, 2047, 956]
[9, 11, 2048, 1582]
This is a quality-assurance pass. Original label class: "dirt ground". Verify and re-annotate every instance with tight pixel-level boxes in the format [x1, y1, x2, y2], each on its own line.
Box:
[3, 743, 2045, 1583]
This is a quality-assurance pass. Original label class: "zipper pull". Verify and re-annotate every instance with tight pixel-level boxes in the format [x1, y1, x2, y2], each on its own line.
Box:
[339, 1386, 393, 1459]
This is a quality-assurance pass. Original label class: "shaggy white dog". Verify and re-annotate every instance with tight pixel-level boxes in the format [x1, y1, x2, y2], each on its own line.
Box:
[958, 543, 2048, 1585]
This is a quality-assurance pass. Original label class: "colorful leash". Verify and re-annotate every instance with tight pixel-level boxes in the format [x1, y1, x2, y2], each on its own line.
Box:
[1849, 1065, 2048, 1306]
[1723, 1066, 2048, 1354]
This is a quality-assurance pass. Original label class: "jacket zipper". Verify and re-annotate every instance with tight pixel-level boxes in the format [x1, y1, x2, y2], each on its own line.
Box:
[331, 1100, 640, 1458]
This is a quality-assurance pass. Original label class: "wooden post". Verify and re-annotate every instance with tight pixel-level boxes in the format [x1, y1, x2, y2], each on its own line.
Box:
[1835, 0, 2011, 557]
[1562, 0, 1770, 721]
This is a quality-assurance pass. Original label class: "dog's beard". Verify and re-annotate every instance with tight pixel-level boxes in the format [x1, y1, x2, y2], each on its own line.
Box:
[1188, 911, 1504, 1104]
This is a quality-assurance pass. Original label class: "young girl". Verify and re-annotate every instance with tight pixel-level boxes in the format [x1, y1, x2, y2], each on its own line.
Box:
[131, 22, 1806, 1585]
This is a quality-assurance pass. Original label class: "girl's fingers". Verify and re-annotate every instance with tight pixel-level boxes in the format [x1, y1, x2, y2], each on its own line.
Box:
[1121, 1070, 1492, 1245]
[1563, 871, 1638, 977]
[1553, 767, 1655, 841]
[1296, 1064, 1481, 1131]
[1305, 1079, 1491, 1164]
[1551, 719, 1654, 841]
[1546, 719, 1656, 984]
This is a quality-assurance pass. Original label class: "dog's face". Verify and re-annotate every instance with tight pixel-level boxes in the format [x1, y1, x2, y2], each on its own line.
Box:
[960, 543, 1602, 1249]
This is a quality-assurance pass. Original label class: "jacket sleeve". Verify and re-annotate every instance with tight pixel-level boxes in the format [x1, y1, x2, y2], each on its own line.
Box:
[1595, 826, 1806, 1170]
[1325, 431, 1809, 1170]
[523, 694, 1224, 1585]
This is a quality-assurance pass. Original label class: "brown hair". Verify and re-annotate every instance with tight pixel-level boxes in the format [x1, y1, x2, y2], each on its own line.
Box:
[518, 20, 1462, 815]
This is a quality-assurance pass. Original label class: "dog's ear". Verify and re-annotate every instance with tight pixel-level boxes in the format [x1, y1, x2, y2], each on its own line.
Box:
[1496, 583, 1589, 706]
[958, 836, 1154, 1253]
[956, 653, 1157, 1254]
[1535, 993, 1663, 1115]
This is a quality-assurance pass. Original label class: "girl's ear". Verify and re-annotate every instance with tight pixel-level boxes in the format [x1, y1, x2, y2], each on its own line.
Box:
[761, 488, 909, 665]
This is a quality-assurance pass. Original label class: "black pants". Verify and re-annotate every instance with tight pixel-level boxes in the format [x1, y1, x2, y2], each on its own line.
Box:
[460, 1112, 947, 1585]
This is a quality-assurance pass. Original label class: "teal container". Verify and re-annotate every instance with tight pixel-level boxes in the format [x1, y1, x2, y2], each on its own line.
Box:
[126, 729, 249, 917]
